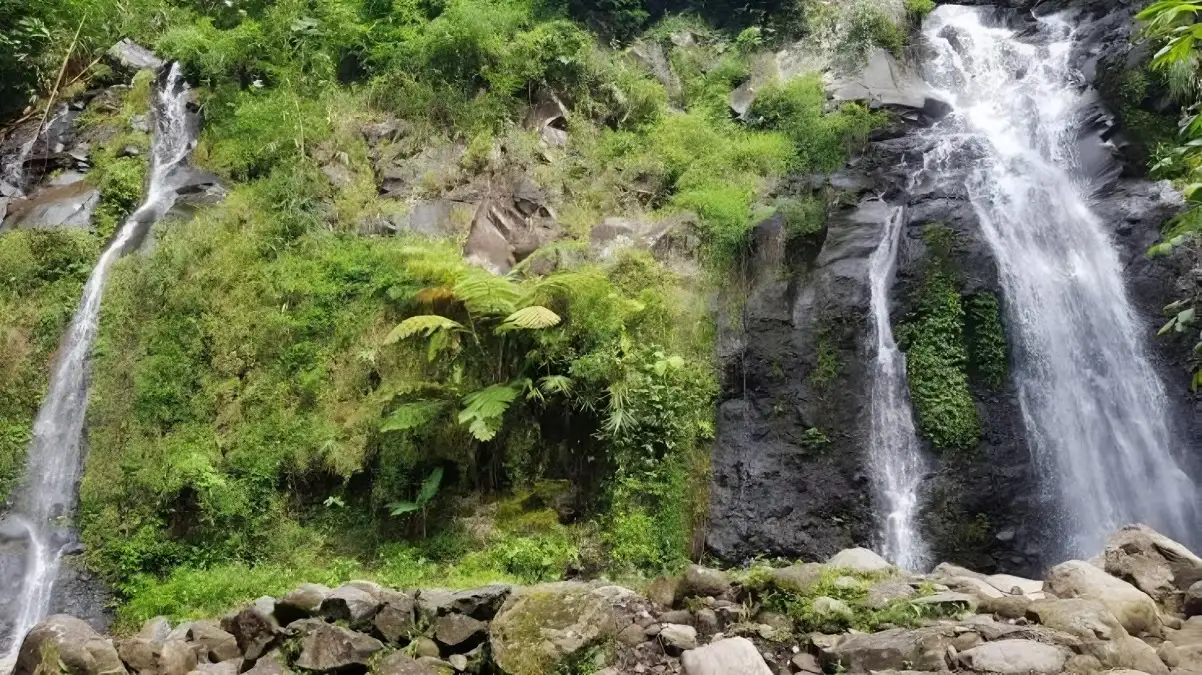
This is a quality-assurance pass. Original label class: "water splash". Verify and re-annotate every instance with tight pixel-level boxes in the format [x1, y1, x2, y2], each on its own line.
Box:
[866, 204, 929, 570]
[919, 6, 1199, 557]
[0, 63, 196, 664]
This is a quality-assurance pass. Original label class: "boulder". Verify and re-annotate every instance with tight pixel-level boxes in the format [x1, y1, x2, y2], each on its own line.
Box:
[412, 636, 440, 659]
[980, 594, 1033, 620]
[186, 621, 241, 662]
[682, 565, 731, 598]
[417, 585, 511, 622]
[293, 623, 383, 673]
[985, 574, 1044, 596]
[956, 639, 1069, 674]
[222, 598, 281, 661]
[1027, 598, 1127, 641]
[276, 584, 331, 625]
[187, 662, 240, 675]
[829, 49, 936, 110]
[522, 91, 568, 147]
[646, 575, 682, 607]
[679, 637, 772, 675]
[462, 173, 562, 275]
[2, 182, 100, 230]
[695, 608, 720, 635]
[489, 584, 617, 675]
[106, 40, 164, 72]
[157, 640, 196, 675]
[826, 627, 953, 672]
[117, 637, 159, 674]
[1104, 524, 1202, 614]
[658, 624, 698, 655]
[630, 40, 682, 101]
[320, 585, 380, 624]
[827, 548, 893, 574]
[374, 652, 440, 675]
[771, 563, 825, 595]
[434, 614, 487, 650]
[15, 615, 128, 675]
[139, 618, 171, 643]
[1046, 560, 1161, 636]
[1187, 580, 1202, 618]
[373, 592, 417, 643]
[242, 652, 291, 675]
[1081, 636, 1169, 675]
[810, 597, 855, 627]
[911, 591, 979, 614]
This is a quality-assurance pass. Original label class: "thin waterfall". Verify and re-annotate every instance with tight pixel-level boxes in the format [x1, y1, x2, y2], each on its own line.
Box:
[867, 204, 929, 570]
[919, 6, 1199, 557]
[0, 63, 196, 663]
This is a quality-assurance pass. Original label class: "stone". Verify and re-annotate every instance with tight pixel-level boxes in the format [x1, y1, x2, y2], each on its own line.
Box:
[447, 654, 468, 671]
[462, 174, 563, 275]
[680, 637, 771, 675]
[753, 611, 791, 634]
[158, 640, 196, 675]
[107, 39, 164, 72]
[659, 610, 693, 625]
[417, 585, 511, 621]
[809, 597, 854, 625]
[957, 639, 1068, 674]
[3, 182, 100, 229]
[276, 584, 331, 625]
[729, 80, 757, 119]
[412, 636, 440, 659]
[374, 652, 440, 675]
[320, 585, 380, 624]
[985, 574, 1044, 596]
[1027, 598, 1126, 641]
[829, 49, 936, 110]
[911, 591, 979, 614]
[771, 564, 825, 595]
[186, 621, 241, 662]
[139, 618, 171, 643]
[242, 653, 292, 675]
[117, 637, 159, 674]
[790, 652, 822, 674]
[1187, 581, 1202, 618]
[188, 662, 241, 675]
[659, 624, 698, 655]
[1046, 560, 1162, 636]
[682, 565, 731, 598]
[434, 614, 487, 650]
[1081, 636, 1169, 675]
[293, 623, 383, 672]
[522, 90, 569, 147]
[373, 592, 417, 643]
[321, 163, 353, 188]
[827, 548, 893, 574]
[16, 615, 128, 675]
[1104, 524, 1202, 614]
[1157, 640, 1181, 668]
[695, 608, 720, 635]
[980, 595, 1033, 620]
[946, 575, 1006, 600]
[489, 584, 618, 675]
[866, 579, 918, 609]
[618, 623, 647, 646]
[827, 627, 954, 672]
[223, 598, 281, 661]
[646, 576, 681, 608]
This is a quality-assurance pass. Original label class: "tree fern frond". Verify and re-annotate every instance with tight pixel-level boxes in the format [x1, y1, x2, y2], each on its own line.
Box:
[381, 400, 447, 433]
[539, 375, 573, 396]
[454, 271, 520, 316]
[383, 315, 464, 344]
[497, 306, 562, 332]
[458, 383, 519, 441]
[416, 286, 458, 304]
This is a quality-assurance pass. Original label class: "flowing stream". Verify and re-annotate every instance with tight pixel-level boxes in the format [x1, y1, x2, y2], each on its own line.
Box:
[867, 205, 929, 570]
[919, 6, 1199, 556]
[0, 63, 195, 664]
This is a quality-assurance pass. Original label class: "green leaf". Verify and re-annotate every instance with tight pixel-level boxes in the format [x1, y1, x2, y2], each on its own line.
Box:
[384, 315, 464, 344]
[538, 375, 573, 396]
[453, 271, 520, 316]
[418, 466, 444, 505]
[381, 401, 446, 433]
[458, 384, 519, 441]
[388, 501, 420, 516]
[497, 306, 561, 332]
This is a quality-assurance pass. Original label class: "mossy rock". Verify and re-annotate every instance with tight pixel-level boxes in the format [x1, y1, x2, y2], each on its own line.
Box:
[489, 583, 617, 675]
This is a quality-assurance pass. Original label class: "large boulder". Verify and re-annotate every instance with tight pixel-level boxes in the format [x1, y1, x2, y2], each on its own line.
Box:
[829, 49, 941, 112]
[824, 627, 953, 672]
[186, 621, 241, 663]
[489, 584, 617, 675]
[416, 585, 510, 622]
[15, 615, 128, 675]
[462, 173, 563, 275]
[2, 182, 100, 230]
[292, 622, 383, 673]
[373, 652, 440, 675]
[106, 40, 164, 72]
[1027, 598, 1127, 641]
[1104, 524, 1202, 614]
[1046, 560, 1162, 636]
[373, 592, 417, 644]
[771, 563, 825, 595]
[682, 565, 731, 598]
[222, 598, 281, 661]
[680, 637, 772, 675]
[1186, 580, 1202, 618]
[319, 585, 379, 624]
[433, 614, 486, 651]
[275, 584, 331, 626]
[956, 639, 1069, 674]
[827, 548, 893, 574]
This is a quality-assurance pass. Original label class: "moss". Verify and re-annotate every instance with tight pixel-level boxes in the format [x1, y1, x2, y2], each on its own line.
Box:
[810, 331, 841, 389]
[966, 293, 1008, 390]
[801, 427, 830, 450]
[897, 226, 980, 451]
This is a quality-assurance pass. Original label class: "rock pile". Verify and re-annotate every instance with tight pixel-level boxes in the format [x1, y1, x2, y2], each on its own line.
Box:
[21, 524, 1202, 675]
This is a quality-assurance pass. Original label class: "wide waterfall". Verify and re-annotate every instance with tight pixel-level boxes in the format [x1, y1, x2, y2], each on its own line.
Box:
[0, 63, 196, 664]
[919, 6, 1199, 557]
[867, 205, 929, 570]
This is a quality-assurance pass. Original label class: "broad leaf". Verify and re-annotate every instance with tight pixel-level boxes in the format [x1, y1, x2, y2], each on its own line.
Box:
[418, 466, 444, 505]
[497, 306, 561, 332]
[388, 501, 420, 516]
[384, 315, 464, 344]
[458, 384, 519, 441]
[381, 401, 446, 432]
[453, 271, 520, 316]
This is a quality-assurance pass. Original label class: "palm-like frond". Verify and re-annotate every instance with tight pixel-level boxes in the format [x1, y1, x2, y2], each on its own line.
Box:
[381, 400, 446, 432]
[383, 315, 464, 344]
[497, 306, 562, 332]
[454, 271, 520, 316]
[458, 383, 519, 441]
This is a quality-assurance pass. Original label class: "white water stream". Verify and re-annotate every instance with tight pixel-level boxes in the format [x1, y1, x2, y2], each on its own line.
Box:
[919, 6, 1198, 557]
[0, 63, 194, 665]
[867, 205, 929, 570]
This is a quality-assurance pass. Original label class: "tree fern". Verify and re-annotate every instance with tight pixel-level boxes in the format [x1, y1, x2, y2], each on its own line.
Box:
[497, 306, 561, 332]
[459, 383, 519, 441]
[384, 315, 464, 344]
[453, 271, 520, 316]
[381, 400, 446, 432]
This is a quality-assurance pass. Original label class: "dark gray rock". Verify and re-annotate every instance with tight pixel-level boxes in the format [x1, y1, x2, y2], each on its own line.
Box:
[433, 613, 486, 650]
[373, 652, 440, 675]
[275, 584, 330, 626]
[293, 623, 383, 673]
[373, 592, 416, 644]
[222, 598, 281, 661]
[187, 621, 241, 662]
[416, 585, 511, 622]
[319, 585, 379, 624]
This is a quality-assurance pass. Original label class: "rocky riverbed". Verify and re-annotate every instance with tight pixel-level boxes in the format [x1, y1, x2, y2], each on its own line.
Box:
[18, 523, 1202, 675]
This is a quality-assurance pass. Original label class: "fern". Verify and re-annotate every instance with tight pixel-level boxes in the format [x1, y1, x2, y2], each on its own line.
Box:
[381, 401, 446, 432]
[459, 383, 519, 441]
[539, 375, 573, 396]
[384, 315, 464, 344]
[389, 466, 444, 516]
[454, 271, 520, 316]
[497, 306, 561, 332]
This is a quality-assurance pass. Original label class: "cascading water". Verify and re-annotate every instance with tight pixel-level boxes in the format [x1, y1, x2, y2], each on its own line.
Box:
[0, 63, 195, 664]
[919, 6, 1199, 557]
[866, 205, 929, 570]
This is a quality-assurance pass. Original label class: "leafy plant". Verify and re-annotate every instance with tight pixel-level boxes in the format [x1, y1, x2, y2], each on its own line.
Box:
[388, 466, 444, 517]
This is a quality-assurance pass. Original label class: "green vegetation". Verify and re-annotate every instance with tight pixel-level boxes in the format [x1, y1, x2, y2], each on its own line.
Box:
[897, 225, 981, 451]
[0, 230, 100, 503]
[965, 293, 1008, 390]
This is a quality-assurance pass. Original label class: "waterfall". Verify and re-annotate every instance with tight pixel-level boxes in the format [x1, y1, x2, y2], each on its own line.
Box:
[867, 204, 929, 570]
[0, 63, 195, 663]
[919, 6, 1199, 557]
